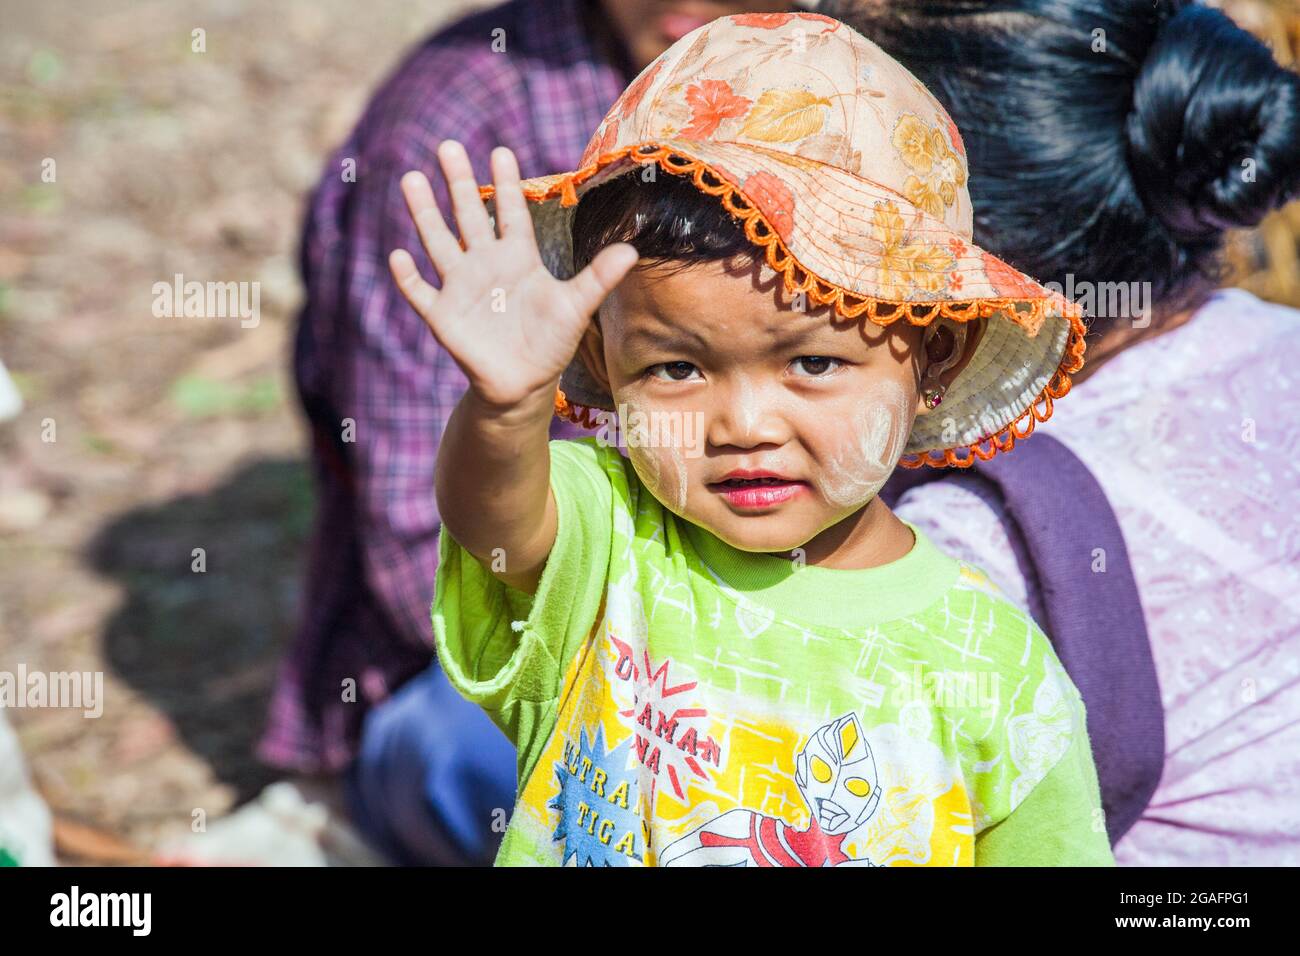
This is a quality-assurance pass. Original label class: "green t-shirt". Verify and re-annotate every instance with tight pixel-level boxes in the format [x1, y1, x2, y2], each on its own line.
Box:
[433, 438, 1114, 867]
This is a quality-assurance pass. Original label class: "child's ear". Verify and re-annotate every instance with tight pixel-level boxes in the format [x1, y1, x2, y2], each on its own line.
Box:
[914, 318, 985, 416]
[942, 317, 984, 384]
[575, 311, 611, 396]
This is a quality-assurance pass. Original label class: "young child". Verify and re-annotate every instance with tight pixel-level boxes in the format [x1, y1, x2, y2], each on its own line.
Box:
[388, 12, 1110, 866]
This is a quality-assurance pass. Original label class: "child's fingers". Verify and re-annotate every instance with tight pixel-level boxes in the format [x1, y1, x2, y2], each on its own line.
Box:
[437, 140, 495, 250]
[563, 242, 639, 323]
[399, 171, 463, 275]
[388, 248, 441, 327]
[489, 147, 537, 246]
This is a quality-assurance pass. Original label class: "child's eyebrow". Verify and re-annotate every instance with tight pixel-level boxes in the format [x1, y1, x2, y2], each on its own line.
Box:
[621, 324, 711, 353]
[768, 321, 837, 350]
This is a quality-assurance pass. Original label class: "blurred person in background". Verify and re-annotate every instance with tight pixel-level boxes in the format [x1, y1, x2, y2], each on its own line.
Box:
[824, 0, 1300, 863]
[266, 0, 800, 865]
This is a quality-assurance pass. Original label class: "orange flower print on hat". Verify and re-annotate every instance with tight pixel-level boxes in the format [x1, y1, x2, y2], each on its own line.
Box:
[580, 118, 620, 168]
[709, 161, 744, 188]
[733, 11, 841, 31]
[981, 250, 1050, 336]
[681, 79, 752, 140]
[614, 59, 664, 122]
[982, 250, 1044, 300]
[943, 112, 966, 159]
[742, 170, 796, 243]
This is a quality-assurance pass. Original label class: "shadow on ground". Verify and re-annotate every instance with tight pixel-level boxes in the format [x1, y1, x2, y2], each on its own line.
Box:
[86, 457, 315, 807]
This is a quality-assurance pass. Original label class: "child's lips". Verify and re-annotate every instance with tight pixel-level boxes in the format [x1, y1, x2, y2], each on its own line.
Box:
[708, 476, 809, 510]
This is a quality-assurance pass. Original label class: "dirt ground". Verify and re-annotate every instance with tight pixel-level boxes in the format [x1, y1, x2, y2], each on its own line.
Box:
[0, 0, 485, 860]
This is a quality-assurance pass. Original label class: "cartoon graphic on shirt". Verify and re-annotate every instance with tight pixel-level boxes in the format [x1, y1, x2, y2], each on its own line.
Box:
[659, 712, 881, 866]
[609, 635, 723, 805]
[548, 726, 644, 866]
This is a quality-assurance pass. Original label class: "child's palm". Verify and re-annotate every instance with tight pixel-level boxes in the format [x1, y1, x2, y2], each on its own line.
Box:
[431, 231, 592, 402]
[390, 142, 637, 409]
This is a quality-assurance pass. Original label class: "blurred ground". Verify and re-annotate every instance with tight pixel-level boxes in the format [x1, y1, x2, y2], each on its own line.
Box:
[0, 0, 485, 861]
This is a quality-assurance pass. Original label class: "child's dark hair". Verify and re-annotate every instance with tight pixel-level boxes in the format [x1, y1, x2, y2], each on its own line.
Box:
[572, 167, 761, 275]
[827, 0, 1300, 333]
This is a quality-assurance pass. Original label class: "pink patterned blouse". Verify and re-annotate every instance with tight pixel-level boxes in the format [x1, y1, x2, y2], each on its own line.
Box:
[895, 288, 1300, 865]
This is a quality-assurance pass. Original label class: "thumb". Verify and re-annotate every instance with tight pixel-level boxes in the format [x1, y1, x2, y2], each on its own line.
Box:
[562, 243, 639, 324]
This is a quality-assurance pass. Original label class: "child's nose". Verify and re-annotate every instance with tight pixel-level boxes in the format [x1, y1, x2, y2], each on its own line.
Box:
[705, 378, 791, 450]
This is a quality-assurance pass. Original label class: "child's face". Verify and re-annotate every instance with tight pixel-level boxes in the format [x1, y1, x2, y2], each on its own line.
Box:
[586, 257, 934, 554]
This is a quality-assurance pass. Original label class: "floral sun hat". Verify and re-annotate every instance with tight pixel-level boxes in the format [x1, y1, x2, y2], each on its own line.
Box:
[477, 11, 1086, 467]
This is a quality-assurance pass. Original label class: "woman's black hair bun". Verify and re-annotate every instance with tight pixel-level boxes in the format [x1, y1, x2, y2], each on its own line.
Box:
[1126, 1, 1300, 245]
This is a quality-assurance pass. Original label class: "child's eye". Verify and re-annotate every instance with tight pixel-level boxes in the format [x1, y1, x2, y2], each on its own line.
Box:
[648, 361, 701, 382]
[790, 356, 843, 377]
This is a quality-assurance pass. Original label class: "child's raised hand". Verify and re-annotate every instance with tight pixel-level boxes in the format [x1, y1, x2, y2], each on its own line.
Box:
[389, 141, 639, 412]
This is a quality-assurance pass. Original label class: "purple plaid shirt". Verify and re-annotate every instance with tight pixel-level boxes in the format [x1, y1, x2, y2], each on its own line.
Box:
[261, 0, 632, 773]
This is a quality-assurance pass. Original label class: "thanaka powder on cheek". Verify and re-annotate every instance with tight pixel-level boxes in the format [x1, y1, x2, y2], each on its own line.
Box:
[619, 395, 689, 515]
[814, 379, 914, 509]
